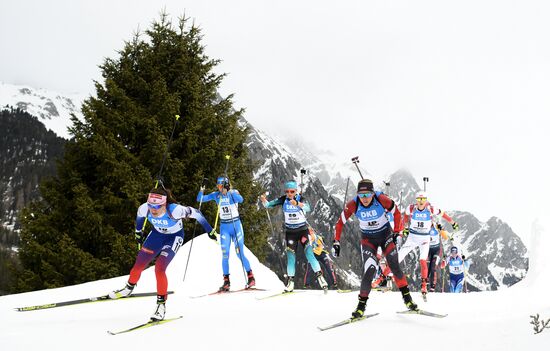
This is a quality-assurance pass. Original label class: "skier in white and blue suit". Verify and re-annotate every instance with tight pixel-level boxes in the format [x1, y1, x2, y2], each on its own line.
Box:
[446, 246, 468, 293]
[198, 176, 255, 291]
[261, 181, 328, 292]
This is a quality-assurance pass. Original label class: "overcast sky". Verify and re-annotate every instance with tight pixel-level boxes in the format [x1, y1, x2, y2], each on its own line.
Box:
[1, 0, 548, 244]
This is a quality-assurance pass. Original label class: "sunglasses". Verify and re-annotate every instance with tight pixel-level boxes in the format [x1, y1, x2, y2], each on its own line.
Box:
[147, 203, 163, 210]
[285, 190, 296, 194]
[358, 192, 374, 198]
[416, 197, 427, 202]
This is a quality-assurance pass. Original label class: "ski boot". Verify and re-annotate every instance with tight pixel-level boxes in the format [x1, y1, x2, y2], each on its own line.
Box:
[246, 270, 255, 288]
[315, 271, 329, 292]
[150, 295, 166, 321]
[284, 276, 294, 292]
[108, 282, 135, 299]
[352, 296, 368, 319]
[219, 274, 230, 292]
[421, 278, 428, 301]
[399, 286, 418, 311]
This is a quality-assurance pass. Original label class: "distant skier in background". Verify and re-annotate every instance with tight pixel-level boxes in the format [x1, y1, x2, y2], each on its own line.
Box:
[261, 180, 328, 292]
[398, 191, 458, 298]
[444, 246, 469, 293]
[303, 229, 337, 289]
[427, 223, 452, 292]
[109, 187, 215, 321]
[332, 179, 418, 319]
[197, 176, 255, 292]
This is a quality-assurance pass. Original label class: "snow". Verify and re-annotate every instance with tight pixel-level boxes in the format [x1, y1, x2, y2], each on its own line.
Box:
[0, 81, 87, 139]
[1, 223, 548, 349]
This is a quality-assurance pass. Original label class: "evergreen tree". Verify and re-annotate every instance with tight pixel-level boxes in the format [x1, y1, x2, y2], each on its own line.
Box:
[16, 13, 268, 292]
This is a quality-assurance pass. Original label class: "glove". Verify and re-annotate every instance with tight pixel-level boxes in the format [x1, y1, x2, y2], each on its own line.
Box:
[392, 232, 399, 245]
[200, 185, 205, 192]
[462, 255, 466, 260]
[402, 228, 410, 238]
[135, 230, 145, 246]
[452, 222, 459, 231]
[436, 223, 443, 231]
[449, 233, 454, 241]
[290, 199, 298, 206]
[208, 229, 218, 241]
[440, 259, 446, 269]
[332, 240, 340, 257]
[223, 181, 230, 191]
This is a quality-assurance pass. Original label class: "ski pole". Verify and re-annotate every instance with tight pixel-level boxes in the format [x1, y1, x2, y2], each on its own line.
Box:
[300, 169, 306, 195]
[383, 181, 391, 196]
[212, 155, 231, 237]
[332, 176, 350, 245]
[182, 176, 208, 283]
[139, 114, 180, 250]
[156, 114, 181, 184]
[351, 156, 364, 179]
[262, 194, 287, 277]
[423, 177, 429, 192]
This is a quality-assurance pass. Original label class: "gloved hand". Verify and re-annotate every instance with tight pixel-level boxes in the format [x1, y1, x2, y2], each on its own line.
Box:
[452, 222, 459, 231]
[200, 185, 205, 192]
[223, 181, 230, 191]
[332, 240, 341, 257]
[402, 228, 410, 238]
[440, 258, 446, 269]
[135, 230, 145, 244]
[260, 194, 267, 206]
[290, 199, 298, 206]
[436, 223, 443, 231]
[392, 232, 399, 245]
[449, 233, 454, 241]
[208, 229, 218, 241]
[462, 255, 466, 260]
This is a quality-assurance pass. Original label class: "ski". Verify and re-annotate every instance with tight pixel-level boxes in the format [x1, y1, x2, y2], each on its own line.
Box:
[108, 316, 183, 335]
[318, 313, 379, 331]
[372, 286, 392, 293]
[397, 309, 447, 318]
[15, 291, 174, 312]
[256, 290, 305, 300]
[190, 287, 267, 299]
[337, 289, 355, 293]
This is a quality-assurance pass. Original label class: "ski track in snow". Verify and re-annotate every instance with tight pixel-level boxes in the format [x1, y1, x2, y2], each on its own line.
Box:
[2, 225, 549, 349]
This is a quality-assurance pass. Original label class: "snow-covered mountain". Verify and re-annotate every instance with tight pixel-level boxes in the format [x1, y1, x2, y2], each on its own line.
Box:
[252, 128, 528, 291]
[0, 82, 86, 139]
[0, 225, 547, 350]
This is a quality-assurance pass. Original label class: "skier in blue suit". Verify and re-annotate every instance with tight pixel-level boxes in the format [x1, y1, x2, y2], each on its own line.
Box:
[446, 246, 468, 293]
[198, 176, 255, 291]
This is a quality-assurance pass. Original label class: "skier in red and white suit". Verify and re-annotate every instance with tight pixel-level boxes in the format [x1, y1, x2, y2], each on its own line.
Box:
[332, 179, 418, 319]
[398, 191, 458, 295]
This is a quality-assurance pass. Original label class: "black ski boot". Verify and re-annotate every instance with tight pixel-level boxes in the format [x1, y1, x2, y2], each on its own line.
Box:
[352, 296, 368, 319]
[399, 286, 418, 311]
[284, 276, 294, 292]
[219, 274, 230, 292]
[246, 270, 255, 288]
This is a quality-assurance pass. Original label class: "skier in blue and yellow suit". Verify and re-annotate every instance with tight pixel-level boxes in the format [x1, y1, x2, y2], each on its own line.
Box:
[198, 176, 255, 291]
[261, 181, 329, 292]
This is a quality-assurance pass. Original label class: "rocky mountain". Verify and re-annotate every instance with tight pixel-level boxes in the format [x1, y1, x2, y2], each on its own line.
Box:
[0, 108, 67, 231]
[251, 127, 528, 291]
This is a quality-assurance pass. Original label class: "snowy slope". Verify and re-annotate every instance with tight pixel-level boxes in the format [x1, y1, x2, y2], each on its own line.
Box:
[0, 82, 86, 139]
[1, 227, 548, 350]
